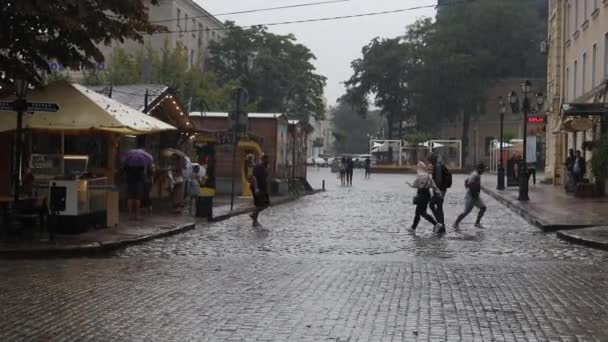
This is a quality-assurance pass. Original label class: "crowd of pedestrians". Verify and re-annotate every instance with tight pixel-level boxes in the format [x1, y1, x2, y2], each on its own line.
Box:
[407, 153, 487, 235]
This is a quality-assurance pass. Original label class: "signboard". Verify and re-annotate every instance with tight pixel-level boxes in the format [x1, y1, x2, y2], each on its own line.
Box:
[0, 101, 60, 113]
[527, 116, 546, 124]
[564, 117, 594, 132]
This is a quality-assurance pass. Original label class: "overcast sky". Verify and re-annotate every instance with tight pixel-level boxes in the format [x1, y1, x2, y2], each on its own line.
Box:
[196, 0, 437, 106]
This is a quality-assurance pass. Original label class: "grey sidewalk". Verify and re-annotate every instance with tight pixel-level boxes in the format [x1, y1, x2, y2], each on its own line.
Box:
[0, 191, 321, 258]
[481, 174, 608, 250]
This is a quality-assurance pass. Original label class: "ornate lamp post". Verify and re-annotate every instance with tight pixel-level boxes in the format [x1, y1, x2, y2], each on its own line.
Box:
[497, 96, 507, 190]
[13, 79, 29, 203]
[507, 80, 544, 201]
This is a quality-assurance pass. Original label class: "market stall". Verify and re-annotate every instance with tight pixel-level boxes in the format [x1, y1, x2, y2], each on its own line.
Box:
[0, 81, 175, 232]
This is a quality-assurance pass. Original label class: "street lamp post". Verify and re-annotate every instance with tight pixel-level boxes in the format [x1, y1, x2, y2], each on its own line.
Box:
[13, 80, 29, 203]
[497, 96, 507, 190]
[507, 81, 544, 201]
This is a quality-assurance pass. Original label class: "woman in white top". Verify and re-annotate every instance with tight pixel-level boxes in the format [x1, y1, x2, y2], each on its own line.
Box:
[407, 161, 443, 232]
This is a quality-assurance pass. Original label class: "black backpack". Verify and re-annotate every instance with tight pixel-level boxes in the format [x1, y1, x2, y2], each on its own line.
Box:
[441, 164, 452, 189]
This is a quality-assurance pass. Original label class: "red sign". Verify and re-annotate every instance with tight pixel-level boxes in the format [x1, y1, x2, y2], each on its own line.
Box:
[527, 116, 546, 124]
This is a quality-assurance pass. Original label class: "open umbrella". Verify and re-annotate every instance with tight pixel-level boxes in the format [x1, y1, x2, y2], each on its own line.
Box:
[122, 149, 154, 167]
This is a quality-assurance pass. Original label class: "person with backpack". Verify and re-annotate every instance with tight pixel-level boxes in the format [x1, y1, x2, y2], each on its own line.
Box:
[428, 154, 451, 233]
[407, 161, 443, 233]
[453, 163, 487, 230]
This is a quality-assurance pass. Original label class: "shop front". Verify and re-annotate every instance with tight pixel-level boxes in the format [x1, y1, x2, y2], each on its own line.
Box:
[0, 81, 175, 232]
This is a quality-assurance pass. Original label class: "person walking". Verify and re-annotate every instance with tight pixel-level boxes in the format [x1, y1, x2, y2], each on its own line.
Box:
[187, 163, 205, 215]
[573, 150, 586, 184]
[453, 163, 487, 229]
[565, 149, 576, 192]
[364, 157, 372, 179]
[339, 157, 346, 186]
[428, 154, 451, 233]
[407, 161, 443, 233]
[346, 157, 354, 186]
[250, 154, 271, 226]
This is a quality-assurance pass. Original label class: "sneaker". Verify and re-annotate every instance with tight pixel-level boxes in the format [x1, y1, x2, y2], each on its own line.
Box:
[436, 224, 446, 234]
[452, 222, 460, 230]
[410, 225, 417, 231]
[474, 223, 485, 229]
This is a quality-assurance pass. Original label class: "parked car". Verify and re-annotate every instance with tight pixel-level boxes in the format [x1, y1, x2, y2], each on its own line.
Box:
[313, 157, 328, 167]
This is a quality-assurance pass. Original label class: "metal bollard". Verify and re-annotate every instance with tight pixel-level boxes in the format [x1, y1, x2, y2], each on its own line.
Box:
[322, 180, 325, 191]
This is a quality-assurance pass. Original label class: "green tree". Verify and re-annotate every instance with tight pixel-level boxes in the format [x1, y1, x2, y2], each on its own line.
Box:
[331, 98, 382, 154]
[344, 37, 414, 161]
[0, 0, 163, 87]
[411, 0, 546, 164]
[208, 22, 327, 121]
[80, 42, 238, 112]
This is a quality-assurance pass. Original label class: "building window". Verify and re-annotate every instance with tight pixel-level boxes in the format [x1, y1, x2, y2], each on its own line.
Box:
[177, 8, 181, 29]
[565, 67, 570, 101]
[198, 23, 203, 48]
[592, 44, 597, 87]
[574, 60, 578, 98]
[185, 14, 188, 31]
[582, 52, 587, 94]
[192, 18, 196, 37]
[566, 5, 571, 37]
[605, 33, 608, 80]
[575, 0, 579, 28]
[584, 0, 588, 18]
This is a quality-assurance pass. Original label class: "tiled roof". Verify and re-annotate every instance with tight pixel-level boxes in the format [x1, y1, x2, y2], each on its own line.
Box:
[87, 84, 169, 112]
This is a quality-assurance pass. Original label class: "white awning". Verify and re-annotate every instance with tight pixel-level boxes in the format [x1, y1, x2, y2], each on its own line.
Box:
[0, 81, 175, 135]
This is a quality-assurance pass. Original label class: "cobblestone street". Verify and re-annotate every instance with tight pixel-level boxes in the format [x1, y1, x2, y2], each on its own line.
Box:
[1, 169, 608, 341]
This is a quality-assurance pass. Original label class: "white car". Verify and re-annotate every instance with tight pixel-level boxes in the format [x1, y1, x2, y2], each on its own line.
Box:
[313, 157, 327, 167]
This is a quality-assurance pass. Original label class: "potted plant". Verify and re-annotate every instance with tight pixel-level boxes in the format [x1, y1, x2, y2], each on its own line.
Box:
[590, 135, 608, 195]
[582, 140, 597, 151]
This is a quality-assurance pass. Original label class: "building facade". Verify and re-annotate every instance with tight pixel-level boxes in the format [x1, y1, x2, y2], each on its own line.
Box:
[436, 79, 546, 169]
[97, 0, 225, 70]
[545, 0, 607, 186]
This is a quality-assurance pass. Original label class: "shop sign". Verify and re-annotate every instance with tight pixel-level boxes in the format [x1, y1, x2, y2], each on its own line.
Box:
[565, 117, 594, 132]
[527, 116, 546, 123]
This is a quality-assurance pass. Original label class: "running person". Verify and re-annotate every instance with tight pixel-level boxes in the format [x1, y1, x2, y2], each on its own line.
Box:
[453, 163, 487, 229]
[407, 161, 443, 232]
[428, 154, 451, 233]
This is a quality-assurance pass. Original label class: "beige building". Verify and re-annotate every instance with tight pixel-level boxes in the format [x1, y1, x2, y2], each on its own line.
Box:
[546, 0, 607, 186]
[98, 0, 225, 70]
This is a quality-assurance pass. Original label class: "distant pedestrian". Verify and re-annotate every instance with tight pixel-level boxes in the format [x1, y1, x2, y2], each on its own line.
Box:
[142, 163, 155, 214]
[407, 161, 443, 233]
[187, 163, 205, 215]
[346, 157, 354, 186]
[339, 157, 347, 186]
[573, 150, 586, 184]
[565, 149, 576, 192]
[453, 163, 487, 230]
[250, 154, 271, 226]
[428, 154, 452, 233]
[364, 157, 371, 179]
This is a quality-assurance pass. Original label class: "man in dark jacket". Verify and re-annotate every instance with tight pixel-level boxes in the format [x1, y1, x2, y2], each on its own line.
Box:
[250, 155, 271, 226]
[429, 154, 449, 233]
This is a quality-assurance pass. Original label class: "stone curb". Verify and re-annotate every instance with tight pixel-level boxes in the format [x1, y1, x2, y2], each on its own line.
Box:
[0, 222, 196, 260]
[556, 230, 608, 251]
[481, 185, 553, 231]
[210, 190, 324, 223]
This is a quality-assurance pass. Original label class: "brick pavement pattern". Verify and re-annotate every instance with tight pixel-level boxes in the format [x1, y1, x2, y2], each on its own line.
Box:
[1, 169, 608, 341]
[1, 257, 607, 341]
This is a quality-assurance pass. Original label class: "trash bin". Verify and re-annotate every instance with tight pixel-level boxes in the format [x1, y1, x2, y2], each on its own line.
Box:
[196, 196, 213, 218]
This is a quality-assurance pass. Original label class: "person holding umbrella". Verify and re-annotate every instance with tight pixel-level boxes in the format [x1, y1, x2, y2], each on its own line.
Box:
[122, 147, 154, 220]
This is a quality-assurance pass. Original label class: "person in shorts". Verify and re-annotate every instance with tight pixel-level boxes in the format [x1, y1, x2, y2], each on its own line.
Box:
[453, 163, 487, 229]
[126, 165, 145, 220]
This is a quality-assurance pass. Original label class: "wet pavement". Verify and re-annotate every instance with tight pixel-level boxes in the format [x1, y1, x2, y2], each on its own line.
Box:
[1, 168, 608, 341]
[118, 169, 608, 262]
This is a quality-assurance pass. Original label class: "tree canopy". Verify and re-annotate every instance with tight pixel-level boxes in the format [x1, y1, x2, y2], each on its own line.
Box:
[344, 0, 547, 164]
[0, 0, 163, 87]
[82, 43, 238, 112]
[208, 22, 327, 121]
[331, 97, 382, 154]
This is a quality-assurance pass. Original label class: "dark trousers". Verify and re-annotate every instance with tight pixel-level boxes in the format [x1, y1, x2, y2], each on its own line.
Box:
[252, 192, 270, 220]
[412, 195, 437, 229]
[429, 191, 445, 225]
[346, 170, 353, 185]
